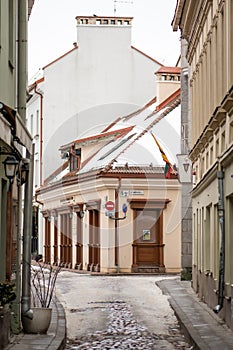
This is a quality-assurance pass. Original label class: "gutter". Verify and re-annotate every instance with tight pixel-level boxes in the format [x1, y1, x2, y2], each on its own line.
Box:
[21, 145, 34, 320]
[34, 85, 43, 186]
[17, 0, 27, 122]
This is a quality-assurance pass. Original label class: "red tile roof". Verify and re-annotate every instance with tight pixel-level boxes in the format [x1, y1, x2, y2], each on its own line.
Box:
[28, 77, 44, 92]
[103, 166, 178, 179]
[73, 126, 135, 145]
[155, 66, 181, 74]
[156, 88, 181, 112]
[123, 95, 157, 121]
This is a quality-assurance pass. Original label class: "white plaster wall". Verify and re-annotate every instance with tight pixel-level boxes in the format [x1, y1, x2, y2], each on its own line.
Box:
[26, 92, 42, 188]
[40, 24, 160, 179]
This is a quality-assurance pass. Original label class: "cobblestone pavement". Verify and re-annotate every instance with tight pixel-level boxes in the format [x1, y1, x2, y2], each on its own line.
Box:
[55, 272, 191, 349]
[63, 288, 191, 349]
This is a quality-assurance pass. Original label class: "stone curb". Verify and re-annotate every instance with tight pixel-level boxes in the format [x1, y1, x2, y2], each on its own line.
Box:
[157, 279, 233, 350]
[157, 280, 205, 349]
[48, 298, 66, 350]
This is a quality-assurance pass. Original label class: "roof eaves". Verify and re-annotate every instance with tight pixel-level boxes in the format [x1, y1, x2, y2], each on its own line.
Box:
[110, 92, 181, 160]
[101, 117, 122, 133]
[131, 46, 163, 66]
[44, 160, 69, 185]
[28, 77, 44, 92]
[122, 95, 157, 121]
[155, 88, 181, 112]
[155, 66, 181, 74]
[172, 0, 186, 31]
[101, 96, 157, 132]
[43, 45, 78, 70]
[73, 126, 135, 146]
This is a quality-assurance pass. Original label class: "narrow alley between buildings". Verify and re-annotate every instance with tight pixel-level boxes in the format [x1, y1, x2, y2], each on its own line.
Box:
[55, 272, 191, 349]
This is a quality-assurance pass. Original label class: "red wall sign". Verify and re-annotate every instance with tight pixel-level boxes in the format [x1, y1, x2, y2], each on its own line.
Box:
[105, 201, 115, 211]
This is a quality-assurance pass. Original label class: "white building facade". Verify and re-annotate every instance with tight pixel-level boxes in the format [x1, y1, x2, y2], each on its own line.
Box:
[27, 16, 162, 182]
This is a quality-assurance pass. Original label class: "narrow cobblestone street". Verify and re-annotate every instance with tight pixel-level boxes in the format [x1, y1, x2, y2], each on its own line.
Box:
[55, 272, 191, 349]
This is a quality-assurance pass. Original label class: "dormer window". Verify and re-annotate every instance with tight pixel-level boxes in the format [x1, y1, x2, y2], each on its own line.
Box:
[70, 148, 81, 172]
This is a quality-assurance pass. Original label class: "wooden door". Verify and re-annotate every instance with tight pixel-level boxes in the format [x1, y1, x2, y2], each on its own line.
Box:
[60, 213, 73, 268]
[75, 213, 83, 269]
[88, 209, 100, 271]
[132, 209, 165, 272]
[53, 223, 58, 265]
[44, 216, 51, 264]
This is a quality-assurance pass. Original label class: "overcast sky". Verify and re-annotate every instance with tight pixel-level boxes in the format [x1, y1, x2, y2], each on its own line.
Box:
[28, 0, 180, 80]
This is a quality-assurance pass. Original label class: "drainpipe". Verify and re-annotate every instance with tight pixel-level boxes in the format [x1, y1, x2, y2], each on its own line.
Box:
[213, 167, 225, 313]
[21, 145, 34, 320]
[35, 192, 43, 206]
[116, 178, 120, 273]
[11, 183, 23, 332]
[17, 0, 27, 122]
[34, 85, 43, 187]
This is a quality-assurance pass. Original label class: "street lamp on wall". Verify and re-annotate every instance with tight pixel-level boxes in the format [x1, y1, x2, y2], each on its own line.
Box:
[176, 154, 192, 183]
[1, 151, 30, 186]
[3, 155, 19, 185]
[183, 158, 190, 173]
[19, 158, 30, 185]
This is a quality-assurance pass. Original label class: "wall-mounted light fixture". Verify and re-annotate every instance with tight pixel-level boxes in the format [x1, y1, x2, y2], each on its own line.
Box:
[183, 158, 190, 173]
[18, 158, 30, 185]
[51, 210, 58, 222]
[78, 203, 87, 218]
[3, 155, 19, 184]
[79, 210, 85, 218]
[176, 154, 192, 183]
[1, 146, 30, 186]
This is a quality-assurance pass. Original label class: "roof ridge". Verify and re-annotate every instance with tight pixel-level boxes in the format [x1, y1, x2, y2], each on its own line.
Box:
[73, 125, 134, 145]
[155, 88, 181, 113]
[122, 96, 157, 121]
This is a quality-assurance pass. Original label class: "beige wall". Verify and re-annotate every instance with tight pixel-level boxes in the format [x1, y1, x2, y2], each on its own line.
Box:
[187, 0, 233, 149]
[175, 0, 233, 328]
[38, 176, 181, 273]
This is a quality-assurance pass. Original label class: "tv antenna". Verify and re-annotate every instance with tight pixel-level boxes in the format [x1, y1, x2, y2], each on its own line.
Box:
[114, 0, 133, 15]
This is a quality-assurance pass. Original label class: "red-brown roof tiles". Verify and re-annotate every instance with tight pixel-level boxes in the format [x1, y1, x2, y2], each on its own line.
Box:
[73, 126, 135, 145]
[155, 66, 181, 74]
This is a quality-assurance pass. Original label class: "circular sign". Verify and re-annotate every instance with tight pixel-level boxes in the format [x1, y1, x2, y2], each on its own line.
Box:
[105, 201, 115, 211]
[122, 203, 127, 213]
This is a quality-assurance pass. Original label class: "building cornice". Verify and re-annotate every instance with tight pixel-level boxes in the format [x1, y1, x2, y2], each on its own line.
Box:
[192, 161, 218, 197]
